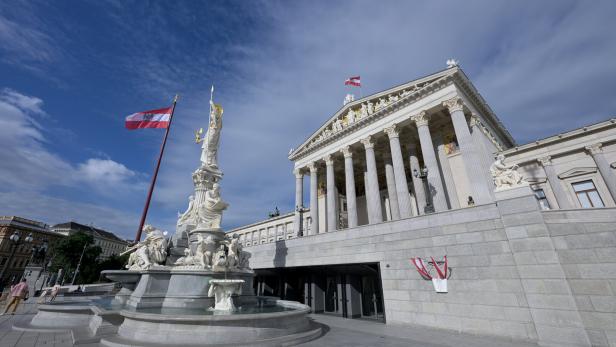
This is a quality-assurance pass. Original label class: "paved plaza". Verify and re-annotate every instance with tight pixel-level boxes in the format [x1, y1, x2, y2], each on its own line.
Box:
[0, 302, 540, 347]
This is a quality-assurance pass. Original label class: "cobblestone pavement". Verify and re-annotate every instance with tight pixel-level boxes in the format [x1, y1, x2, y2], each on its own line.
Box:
[0, 302, 539, 347]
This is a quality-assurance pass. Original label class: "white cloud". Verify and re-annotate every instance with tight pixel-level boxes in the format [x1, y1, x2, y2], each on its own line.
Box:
[0, 89, 147, 238]
[77, 158, 137, 187]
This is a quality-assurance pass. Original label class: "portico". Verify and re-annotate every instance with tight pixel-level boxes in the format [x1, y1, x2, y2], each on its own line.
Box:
[290, 68, 513, 235]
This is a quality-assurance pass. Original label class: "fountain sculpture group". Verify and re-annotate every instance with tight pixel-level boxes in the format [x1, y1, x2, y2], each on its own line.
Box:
[15, 94, 320, 347]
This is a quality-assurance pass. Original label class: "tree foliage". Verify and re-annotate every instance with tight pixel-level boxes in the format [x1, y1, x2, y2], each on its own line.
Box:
[50, 231, 103, 284]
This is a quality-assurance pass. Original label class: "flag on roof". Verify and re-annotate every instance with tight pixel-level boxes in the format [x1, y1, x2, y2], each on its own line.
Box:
[344, 76, 361, 87]
[125, 106, 173, 130]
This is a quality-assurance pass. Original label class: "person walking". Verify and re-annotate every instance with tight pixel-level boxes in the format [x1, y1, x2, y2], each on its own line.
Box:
[49, 283, 61, 302]
[2, 278, 29, 315]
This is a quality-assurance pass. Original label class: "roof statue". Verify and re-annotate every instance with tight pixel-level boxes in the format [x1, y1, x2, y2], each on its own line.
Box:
[446, 58, 459, 68]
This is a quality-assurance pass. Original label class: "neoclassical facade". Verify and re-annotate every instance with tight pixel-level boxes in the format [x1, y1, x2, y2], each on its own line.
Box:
[229, 67, 616, 244]
[226, 66, 616, 347]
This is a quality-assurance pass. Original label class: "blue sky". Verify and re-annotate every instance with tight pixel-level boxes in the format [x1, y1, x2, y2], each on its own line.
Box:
[1, 1, 615, 239]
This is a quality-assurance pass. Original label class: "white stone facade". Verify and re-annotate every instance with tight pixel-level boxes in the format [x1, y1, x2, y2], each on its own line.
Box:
[225, 66, 616, 346]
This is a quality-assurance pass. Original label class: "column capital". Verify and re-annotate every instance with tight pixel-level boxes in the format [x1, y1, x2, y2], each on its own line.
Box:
[341, 145, 353, 158]
[324, 154, 334, 166]
[585, 143, 603, 155]
[384, 124, 400, 139]
[442, 96, 465, 113]
[361, 136, 375, 149]
[293, 168, 304, 178]
[308, 162, 318, 172]
[538, 156, 552, 166]
[411, 111, 430, 127]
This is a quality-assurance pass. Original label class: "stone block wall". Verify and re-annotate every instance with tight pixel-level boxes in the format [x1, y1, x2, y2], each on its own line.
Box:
[245, 192, 616, 346]
[543, 209, 616, 347]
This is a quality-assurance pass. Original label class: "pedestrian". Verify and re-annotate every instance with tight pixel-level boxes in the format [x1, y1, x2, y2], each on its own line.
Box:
[2, 278, 29, 315]
[49, 283, 61, 302]
[37, 288, 50, 303]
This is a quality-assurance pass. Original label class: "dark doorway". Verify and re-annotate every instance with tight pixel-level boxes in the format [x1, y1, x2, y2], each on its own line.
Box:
[253, 262, 385, 322]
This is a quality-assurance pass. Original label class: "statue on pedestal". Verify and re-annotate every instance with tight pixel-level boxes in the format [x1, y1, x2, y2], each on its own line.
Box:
[196, 183, 228, 229]
[196, 100, 224, 173]
[490, 154, 525, 189]
[124, 225, 168, 270]
[177, 195, 196, 226]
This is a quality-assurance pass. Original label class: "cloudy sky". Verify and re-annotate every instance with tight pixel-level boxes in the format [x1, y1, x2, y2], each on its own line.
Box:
[1, 1, 615, 239]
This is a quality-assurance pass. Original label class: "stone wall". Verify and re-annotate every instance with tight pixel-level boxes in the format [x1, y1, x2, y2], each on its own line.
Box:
[245, 189, 616, 346]
[543, 208, 616, 347]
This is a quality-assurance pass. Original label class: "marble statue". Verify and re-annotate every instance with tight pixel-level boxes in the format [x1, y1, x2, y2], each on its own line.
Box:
[367, 101, 374, 114]
[343, 93, 354, 105]
[197, 235, 217, 268]
[197, 183, 229, 229]
[333, 118, 343, 132]
[197, 101, 224, 172]
[360, 104, 368, 119]
[212, 244, 228, 272]
[208, 279, 243, 311]
[227, 236, 240, 269]
[490, 154, 525, 189]
[177, 195, 196, 226]
[174, 248, 196, 266]
[125, 225, 168, 270]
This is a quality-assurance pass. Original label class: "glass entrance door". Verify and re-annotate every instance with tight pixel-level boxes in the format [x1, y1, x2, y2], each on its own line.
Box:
[361, 275, 384, 320]
[324, 275, 338, 313]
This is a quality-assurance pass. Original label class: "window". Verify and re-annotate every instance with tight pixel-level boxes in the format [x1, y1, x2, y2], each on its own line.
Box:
[572, 180, 604, 208]
[533, 189, 550, 210]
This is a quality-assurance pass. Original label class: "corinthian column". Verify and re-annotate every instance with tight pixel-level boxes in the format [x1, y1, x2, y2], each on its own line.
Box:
[293, 169, 304, 236]
[385, 124, 412, 218]
[325, 154, 337, 232]
[538, 156, 572, 209]
[361, 136, 383, 223]
[443, 97, 493, 205]
[411, 111, 447, 212]
[408, 143, 425, 215]
[308, 163, 319, 234]
[435, 133, 460, 209]
[586, 143, 616, 202]
[384, 157, 400, 220]
[342, 146, 358, 228]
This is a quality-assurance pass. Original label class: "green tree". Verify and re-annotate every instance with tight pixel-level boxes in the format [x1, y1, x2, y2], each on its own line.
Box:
[95, 253, 129, 282]
[50, 232, 102, 284]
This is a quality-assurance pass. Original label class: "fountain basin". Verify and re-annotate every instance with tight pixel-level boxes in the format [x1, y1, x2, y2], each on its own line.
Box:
[101, 300, 321, 347]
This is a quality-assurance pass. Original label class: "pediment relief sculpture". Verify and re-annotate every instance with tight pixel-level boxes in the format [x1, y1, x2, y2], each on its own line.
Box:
[302, 76, 445, 152]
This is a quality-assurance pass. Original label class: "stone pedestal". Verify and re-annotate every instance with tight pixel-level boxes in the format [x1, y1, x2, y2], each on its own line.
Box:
[108, 269, 255, 309]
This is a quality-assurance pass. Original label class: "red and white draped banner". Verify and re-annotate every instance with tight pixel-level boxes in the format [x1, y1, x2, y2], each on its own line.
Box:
[125, 106, 173, 130]
[410, 256, 448, 293]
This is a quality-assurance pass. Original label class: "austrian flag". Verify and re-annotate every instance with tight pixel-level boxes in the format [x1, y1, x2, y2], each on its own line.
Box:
[344, 76, 361, 87]
[125, 106, 173, 130]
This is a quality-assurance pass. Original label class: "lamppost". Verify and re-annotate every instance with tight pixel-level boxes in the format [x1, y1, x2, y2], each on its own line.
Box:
[0, 231, 33, 286]
[413, 166, 435, 214]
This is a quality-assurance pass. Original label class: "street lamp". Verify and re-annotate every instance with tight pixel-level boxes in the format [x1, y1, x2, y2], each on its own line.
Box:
[413, 167, 435, 214]
[0, 231, 34, 286]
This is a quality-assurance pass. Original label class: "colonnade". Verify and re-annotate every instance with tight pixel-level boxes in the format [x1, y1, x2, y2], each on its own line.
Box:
[294, 96, 495, 235]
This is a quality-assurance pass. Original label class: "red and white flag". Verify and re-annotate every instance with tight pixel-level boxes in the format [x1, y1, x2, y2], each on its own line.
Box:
[125, 106, 173, 130]
[344, 76, 361, 87]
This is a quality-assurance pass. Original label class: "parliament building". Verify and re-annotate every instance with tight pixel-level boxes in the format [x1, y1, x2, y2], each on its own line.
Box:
[227, 66, 616, 347]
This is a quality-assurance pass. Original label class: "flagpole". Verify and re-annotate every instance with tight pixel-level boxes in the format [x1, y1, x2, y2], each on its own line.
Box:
[134, 94, 179, 242]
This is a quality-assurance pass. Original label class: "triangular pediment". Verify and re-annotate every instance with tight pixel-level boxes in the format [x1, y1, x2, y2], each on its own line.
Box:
[526, 176, 547, 184]
[288, 68, 458, 160]
[558, 167, 597, 179]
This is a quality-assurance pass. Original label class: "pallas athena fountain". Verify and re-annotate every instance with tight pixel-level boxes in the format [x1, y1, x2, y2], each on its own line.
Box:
[15, 95, 321, 346]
